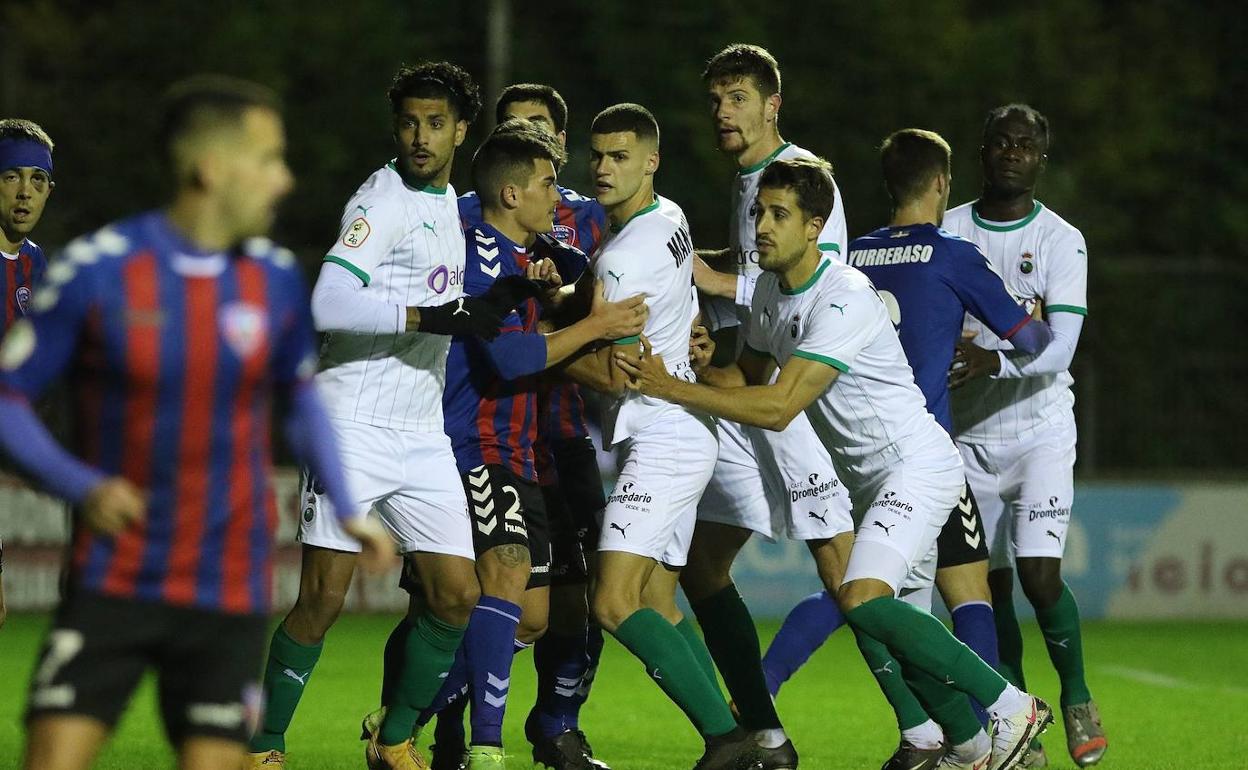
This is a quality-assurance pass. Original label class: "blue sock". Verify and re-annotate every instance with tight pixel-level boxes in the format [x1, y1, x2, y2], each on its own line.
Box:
[465, 596, 522, 747]
[761, 590, 845, 695]
[418, 645, 468, 727]
[951, 601, 999, 726]
[533, 629, 591, 738]
[571, 624, 605, 727]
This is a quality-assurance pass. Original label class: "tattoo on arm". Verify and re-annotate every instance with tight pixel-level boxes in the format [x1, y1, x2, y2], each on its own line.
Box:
[493, 543, 530, 569]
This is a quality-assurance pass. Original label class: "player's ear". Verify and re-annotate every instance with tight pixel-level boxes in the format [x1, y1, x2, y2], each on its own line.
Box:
[500, 182, 520, 210]
[453, 119, 468, 148]
[556, 130, 567, 150]
[765, 93, 782, 123]
[645, 149, 660, 176]
[807, 215, 824, 242]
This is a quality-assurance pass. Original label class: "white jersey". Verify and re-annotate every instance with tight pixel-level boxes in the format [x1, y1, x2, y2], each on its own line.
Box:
[595, 195, 699, 447]
[943, 201, 1088, 443]
[315, 162, 465, 433]
[746, 258, 956, 483]
[707, 142, 847, 334]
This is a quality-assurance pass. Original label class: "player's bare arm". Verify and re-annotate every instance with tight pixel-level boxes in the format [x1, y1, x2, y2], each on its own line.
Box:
[693, 251, 737, 299]
[614, 335, 836, 430]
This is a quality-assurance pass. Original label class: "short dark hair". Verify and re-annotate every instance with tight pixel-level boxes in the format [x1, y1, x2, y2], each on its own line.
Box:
[472, 119, 567, 208]
[496, 84, 568, 133]
[702, 44, 781, 96]
[983, 103, 1050, 147]
[388, 61, 482, 124]
[590, 103, 659, 146]
[160, 75, 280, 177]
[0, 119, 54, 152]
[758, 157, 836, 222]
[880, 129, 952, 206]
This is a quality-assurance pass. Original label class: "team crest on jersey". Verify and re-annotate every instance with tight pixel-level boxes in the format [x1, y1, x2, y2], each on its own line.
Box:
[14, 286, 31, 315]
[220, 302, 269, 359]
[1020, 252, 1034, 274]
[551, 224, 576, 245]
[790, 313, 801, 339]
[342, 217, 371, 248]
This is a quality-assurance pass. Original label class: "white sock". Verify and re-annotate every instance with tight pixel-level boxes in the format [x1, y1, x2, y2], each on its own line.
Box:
[754, 728, 788, 749]
[988, 683, 1030, 717]
[901, 719, 944, 750]
[949, 730, 992, 761]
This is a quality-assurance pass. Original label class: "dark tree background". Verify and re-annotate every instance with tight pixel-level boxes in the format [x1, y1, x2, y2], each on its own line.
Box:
[5, 0, 1244, 472]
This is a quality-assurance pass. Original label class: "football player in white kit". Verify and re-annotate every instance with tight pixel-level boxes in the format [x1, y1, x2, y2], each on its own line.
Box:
[618, 158, 1052, 770]
[944, 104, 1105, 768]
[247, 63, 535, 770]
[561, 103, 761, 770]
[685, 44, 854, 769]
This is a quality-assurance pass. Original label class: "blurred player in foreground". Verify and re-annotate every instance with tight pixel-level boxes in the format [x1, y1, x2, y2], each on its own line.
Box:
[0, 75, 392, 770]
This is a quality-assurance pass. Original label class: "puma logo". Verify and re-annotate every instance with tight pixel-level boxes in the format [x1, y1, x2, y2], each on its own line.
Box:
[610, 522, 632, 538]
[607, 270, 624, 284]
[1046, 529, 1061, 542]
[1046, 636, 1070, 649]
[808, 510, 828, 524]
[828, 302, 847, 315]
[422, 221, 437, 235]
[872, 521, 895, 535]
[355, 204, 372, 215]
[452, 298, 470, 316]
[872, 661, 894, 675]
[282, 668, 308, 686]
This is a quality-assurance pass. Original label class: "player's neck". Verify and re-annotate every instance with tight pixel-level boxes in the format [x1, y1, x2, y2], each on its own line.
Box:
[976, 188, 1035, 222]
[736, 132, 784, 172]
[778, 246, 823, 293]
[166, 195, 236, 252]
[889, 201, 940, 229]
[0, 228, 24, 254]
[606, 181, 656, 229]
[482, 209, 532, 249]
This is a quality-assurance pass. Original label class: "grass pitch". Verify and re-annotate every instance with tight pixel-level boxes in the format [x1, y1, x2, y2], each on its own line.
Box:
[1, 613, 1243, 769]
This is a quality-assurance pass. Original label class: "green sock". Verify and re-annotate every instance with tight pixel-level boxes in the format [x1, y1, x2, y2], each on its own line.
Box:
[675, 616, 720, 689]
[250, 625, 323, 753]
[994, 590, 1028, 690]
[690, 585, 781, 731]
[904, 667, 984, 745]
[1035, 583, 1092, 707]
[379, 612, 467, 745]
[845, 597, 1008, 708]
[852, 628, 931, 731]
[613, 608, 737, 737]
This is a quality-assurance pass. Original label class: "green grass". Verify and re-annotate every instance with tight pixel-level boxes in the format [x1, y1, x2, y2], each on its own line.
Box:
[1, 614, 1245, 768]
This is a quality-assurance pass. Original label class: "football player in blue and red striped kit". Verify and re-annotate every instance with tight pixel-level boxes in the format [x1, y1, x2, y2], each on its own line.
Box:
[458, 83, 615, 770]
[0, 76, 392, 770]
[390, 120, 644, 770]
[0, 117, 56, 631]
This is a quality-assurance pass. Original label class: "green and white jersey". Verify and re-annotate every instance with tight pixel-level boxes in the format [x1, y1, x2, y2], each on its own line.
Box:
[707, 142, 847, 335]
[317, 162, 465, 433]
[746, 258, 954, 482]
[943, 200, 1088, 443]
[595, 195, 700, 447]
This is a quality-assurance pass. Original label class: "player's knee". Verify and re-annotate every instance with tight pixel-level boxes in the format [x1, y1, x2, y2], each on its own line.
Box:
[1017, 559, 1063, 609]
[835, 579, 889, 614]
[426, 580, 479, 626]
[590, 585, 639, 633]
[517, 612, 548, 644]
[677, 560, 732, 603]
[289, 586, 348, 637]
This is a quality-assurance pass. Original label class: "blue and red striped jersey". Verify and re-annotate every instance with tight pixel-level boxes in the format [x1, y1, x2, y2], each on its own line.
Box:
[0, 212, 317, 615]
[443, 223, 545, 480]
[2, 239, 46, 332]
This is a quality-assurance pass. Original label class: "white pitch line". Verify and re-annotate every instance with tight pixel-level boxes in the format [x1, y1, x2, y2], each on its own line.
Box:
[1101, 665, 1248, 697]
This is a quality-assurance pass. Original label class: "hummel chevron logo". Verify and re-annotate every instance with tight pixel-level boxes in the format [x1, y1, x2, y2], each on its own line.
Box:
[872, 661, 894, 675]
[610, 522, 632, 538]
[958, 489, 974, 515]
[474, 232, 497, 246]
[422, 221, 437, 236]
[607, 270, 624, 284]
[554, 675, 581, 698]
[480, 262, 501, 278]
[486, 673, 510, 691]
[282, 668, 308, 685]
[872, 520, 895, 535]
[452, 298, 470, 316]
[808, 510, 828, 524]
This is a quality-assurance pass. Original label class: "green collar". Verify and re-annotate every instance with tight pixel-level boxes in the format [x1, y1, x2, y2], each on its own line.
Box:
[781, 258, 830, 295]
[610, 196, 659, 233]
[738, 142, 792, 176]
[387, 161, 448, 194]
[971, 200, 1043, 232]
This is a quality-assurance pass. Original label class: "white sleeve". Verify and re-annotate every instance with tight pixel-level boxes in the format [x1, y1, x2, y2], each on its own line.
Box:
[816, 179, 849, 260]
[311, 262, 405, 335]
[735, 273, 759, 307]
[792, 285, 878, 373]
[994, 311, 1083, 379]
[322, 191, 405, 287]
[1039, 228, 1088, 314]
[745, 284, 770, 353]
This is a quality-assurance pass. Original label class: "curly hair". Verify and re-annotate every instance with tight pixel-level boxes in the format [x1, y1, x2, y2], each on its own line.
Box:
[388, 61, 482, 124]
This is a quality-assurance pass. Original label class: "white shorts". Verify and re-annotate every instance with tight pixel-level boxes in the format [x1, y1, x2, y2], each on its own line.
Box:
[698, 415, 853, 542]
[957, 412, 1076, 569]
[298, 419, 473, 559]
[598, 411, 717, 567]
[842, 445, 964, 593]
